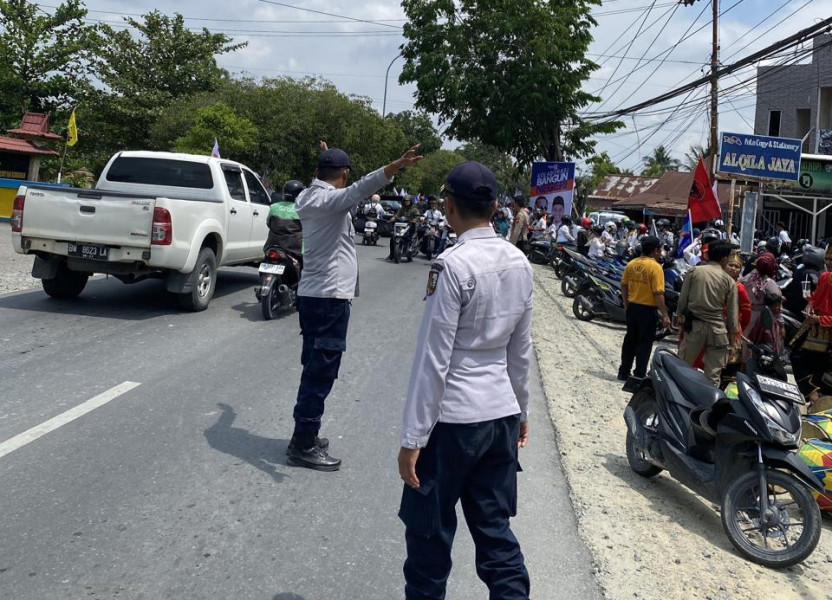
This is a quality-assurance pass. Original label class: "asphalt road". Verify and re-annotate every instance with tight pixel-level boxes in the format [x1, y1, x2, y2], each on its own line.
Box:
[0, 241, 601, 600]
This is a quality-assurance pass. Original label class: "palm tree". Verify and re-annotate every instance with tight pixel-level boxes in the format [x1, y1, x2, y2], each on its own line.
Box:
[641, 146, 681, 177]
[683, 144, 711, 171]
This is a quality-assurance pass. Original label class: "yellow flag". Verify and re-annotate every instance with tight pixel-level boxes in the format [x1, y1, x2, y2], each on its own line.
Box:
[67, 109, 78, 147]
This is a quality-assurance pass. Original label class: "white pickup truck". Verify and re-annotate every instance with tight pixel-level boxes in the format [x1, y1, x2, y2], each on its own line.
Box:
[10, 151, 273, 311]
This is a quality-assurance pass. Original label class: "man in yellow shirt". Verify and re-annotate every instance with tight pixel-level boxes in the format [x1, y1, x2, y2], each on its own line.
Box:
[618, 236, 672, 385]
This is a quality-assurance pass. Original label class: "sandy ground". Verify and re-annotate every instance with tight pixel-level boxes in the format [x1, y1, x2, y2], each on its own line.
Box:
[0, 222, 37, 295]
[531, 263, 832, 600]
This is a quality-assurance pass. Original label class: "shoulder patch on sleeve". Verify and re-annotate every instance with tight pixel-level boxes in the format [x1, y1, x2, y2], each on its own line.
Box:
[426, 260, 445, 297]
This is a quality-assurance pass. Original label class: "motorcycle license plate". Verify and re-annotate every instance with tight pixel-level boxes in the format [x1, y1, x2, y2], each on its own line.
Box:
[755, 375, 804, 403]
[259, 263, 285, 275]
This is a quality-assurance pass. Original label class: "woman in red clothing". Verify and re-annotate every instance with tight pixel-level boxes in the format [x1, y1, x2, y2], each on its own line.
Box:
[792, 246, 832, 404]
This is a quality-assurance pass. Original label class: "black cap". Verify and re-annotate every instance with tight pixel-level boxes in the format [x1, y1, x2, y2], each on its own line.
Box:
[443, 161, 497, 203]
[317, 148, 351, 169]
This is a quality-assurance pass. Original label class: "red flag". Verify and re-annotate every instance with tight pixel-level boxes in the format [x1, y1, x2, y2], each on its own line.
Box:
[687, 156, 721, 222]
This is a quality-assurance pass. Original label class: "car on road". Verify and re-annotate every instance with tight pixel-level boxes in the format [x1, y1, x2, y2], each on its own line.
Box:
[10, 151, 272, 311]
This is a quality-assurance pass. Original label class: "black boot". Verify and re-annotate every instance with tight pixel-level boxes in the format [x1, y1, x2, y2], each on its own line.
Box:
[287, 435, 340, 472]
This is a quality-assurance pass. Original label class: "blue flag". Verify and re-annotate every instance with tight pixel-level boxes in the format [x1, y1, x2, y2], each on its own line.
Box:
[677, 213, 692, 258]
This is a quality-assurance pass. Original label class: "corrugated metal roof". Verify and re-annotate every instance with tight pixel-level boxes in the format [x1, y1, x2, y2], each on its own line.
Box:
[0, 136, 60, 156]
[613, 171, 731, 216]
[6, 112, 63, 140]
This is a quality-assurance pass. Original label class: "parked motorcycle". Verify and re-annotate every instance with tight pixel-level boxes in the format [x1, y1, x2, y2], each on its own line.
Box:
[624, 345, 823, 568]
[255, 246, 301, 320]
[392, 218, 419, 263]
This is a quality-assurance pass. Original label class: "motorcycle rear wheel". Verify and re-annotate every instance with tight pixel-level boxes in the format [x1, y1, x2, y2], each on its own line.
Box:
[572, 294, 596, 321]
[721, 469, 821, 568]
[261, 281, 280, 321]
[626, 396, 663, 478]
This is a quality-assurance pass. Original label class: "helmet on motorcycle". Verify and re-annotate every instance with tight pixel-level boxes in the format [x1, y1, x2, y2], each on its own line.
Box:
[626, 222, 636, 231]
[714, 219, 725, 228]
[282, 180, 305, 203]
[656, 218, 670, 229]
[766, 236, 781, 255]
[803, 246, 826, 270]
[561, 215, 572, 226]
[605, 222, 617, 232]
[591, 225, 604, 235]
[700, 228, 721, 245]
[615, 239, 630, 258]
[581, 217, 592, 229]
[637, 223, 648, 234]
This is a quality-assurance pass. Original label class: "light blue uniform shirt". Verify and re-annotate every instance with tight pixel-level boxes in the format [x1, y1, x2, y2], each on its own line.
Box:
[400, 227, 534, 449]
[296, 168, 392, 299]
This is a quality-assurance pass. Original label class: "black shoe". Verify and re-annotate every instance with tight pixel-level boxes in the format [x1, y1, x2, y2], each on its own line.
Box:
[286, 442, 341, 472]
[315, 436, 329, 451]
[617, 369, 629, 382]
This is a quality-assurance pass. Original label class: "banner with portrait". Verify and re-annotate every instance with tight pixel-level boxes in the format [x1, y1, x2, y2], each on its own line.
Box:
[529, 162, 575, 222]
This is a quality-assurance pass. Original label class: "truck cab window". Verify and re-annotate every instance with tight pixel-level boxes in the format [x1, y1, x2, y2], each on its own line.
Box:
[244, 170, 270, 206]
[224, 170, 246, 202]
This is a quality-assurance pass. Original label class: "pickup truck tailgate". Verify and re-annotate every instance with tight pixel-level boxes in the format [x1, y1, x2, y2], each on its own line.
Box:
[22, 187, 157, 248]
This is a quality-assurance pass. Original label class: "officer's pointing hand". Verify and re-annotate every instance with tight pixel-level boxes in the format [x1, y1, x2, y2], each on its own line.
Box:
[398, 447, 421, 489]
[398, 145, 425, 168]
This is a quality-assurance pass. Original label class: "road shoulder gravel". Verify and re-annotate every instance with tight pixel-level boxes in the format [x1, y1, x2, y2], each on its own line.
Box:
[530, 264, 832, 600]
[1, 223, 37, 295]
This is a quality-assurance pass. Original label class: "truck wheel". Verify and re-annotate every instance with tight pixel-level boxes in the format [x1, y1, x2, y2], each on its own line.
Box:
[177, 247, 217, 312]
[42, 264, 89, 299]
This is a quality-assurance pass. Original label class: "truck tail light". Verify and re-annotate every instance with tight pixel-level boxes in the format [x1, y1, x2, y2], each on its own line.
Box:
[151, 207, 172, 245]
[10, 194, 24, 232]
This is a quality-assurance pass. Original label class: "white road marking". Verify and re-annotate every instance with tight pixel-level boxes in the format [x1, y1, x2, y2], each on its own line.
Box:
[0, 381, 141, 459]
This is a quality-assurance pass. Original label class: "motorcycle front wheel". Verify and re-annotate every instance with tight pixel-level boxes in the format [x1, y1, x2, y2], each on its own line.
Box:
[393, 239, 402, 264]
[260, 279, 280, 321]
[721, 469, 821, 568]
[572, 294, 596, 321]
[561, 275, 578, 298]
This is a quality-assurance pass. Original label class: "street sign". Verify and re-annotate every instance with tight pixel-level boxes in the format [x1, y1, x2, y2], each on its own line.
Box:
[718, 132, 802, 182]
[739, 191, 758, 252]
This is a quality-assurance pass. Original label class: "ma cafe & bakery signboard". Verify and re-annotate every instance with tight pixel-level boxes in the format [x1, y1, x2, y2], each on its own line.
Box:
[717, 132, 802, 182]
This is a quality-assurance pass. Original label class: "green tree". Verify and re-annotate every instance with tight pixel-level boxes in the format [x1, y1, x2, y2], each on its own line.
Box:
[174, 102, 258, 159]
[0, 0, 96, 128]
[396, 149, 465, 194]
[87, 11, 245, 154]
[457, 140, 528, 197]
[641, 146, 681, 177]
[683, 143, 711, 171]
[399, 0, 621, 165]
[388, 110, 442, 154]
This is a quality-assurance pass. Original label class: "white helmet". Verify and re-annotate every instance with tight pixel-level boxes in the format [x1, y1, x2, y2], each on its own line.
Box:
[605, 222, 617, 232]
[714, 219, 724, 227]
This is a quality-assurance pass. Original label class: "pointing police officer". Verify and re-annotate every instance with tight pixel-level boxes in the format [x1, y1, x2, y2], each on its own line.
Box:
[286, 142, 423, 471]
[398, 161, 533, 600]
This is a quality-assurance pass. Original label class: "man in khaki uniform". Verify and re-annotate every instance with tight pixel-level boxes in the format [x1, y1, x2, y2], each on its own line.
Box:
[676, 240, 739, 385]
[509, 197, 530, 254]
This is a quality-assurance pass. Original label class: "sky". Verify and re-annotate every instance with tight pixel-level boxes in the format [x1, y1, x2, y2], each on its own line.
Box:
[49, 0, 832, 173]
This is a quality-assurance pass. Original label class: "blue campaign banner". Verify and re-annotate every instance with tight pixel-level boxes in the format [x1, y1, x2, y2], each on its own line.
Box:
[529, 162, 575, 218]
[717, 131, 802, 181]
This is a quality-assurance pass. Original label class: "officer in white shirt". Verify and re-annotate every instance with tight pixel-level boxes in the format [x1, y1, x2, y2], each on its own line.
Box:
[287, 143, 423, 471]
[776, 221, 792, 251]
[398, 161, 532, 600]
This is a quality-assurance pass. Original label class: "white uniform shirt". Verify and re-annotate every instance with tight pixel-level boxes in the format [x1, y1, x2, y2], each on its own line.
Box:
[400, 227, 533, 448]
[297, 167, 392, 299]
[589, 237, 605, 258]
[370, 201, 385, 218]
[556, 224, 575, 243]
[626, 232, 639, 248]
[779, 230, 791, 245]
[601, 230, 614, 245]
[424, 208, 443, 225]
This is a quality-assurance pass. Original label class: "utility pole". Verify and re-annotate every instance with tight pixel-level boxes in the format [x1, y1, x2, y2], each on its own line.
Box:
[709, 0, 719, 176]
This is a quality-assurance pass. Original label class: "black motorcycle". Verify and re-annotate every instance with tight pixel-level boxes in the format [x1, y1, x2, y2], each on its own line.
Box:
[623, 345, 823, 568]
[419, 219, 443, 260]
[255, 246, 301, 320]
[392, 218, 420, 263]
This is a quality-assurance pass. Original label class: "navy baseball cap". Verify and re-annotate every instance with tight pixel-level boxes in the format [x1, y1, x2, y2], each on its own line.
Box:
[442, 161, 497, 203]
[318, 148, 351, 169]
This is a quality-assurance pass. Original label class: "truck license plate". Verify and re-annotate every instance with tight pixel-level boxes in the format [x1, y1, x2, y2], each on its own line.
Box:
[259, 263, 285, 274]
[68, 242, 109, 261]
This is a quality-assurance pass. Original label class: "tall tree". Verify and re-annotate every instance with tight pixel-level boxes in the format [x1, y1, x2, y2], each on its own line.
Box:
[683, 143, 710, 171]
[388, 110, 442, 154]
[399, 0, 621, 165]
[174, 102, 258, 160]
[641, 146, 681, 177]
[0, 0, 96, 127]
[88, 11, 245, 153]
[396, 149, 465, 195]
[457, 140, 528, 196]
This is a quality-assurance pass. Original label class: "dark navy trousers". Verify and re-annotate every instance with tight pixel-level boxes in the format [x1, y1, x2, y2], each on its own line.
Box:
[399, 415, 530, 600]
[292, 296, 350, 437]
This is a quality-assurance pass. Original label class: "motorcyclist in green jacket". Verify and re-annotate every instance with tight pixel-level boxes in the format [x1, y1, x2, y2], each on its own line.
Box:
[265, 180, 305, 261]
[387, 195, 421, 261]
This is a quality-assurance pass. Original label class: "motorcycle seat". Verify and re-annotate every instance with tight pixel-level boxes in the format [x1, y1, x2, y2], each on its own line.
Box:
[657, 351, 726, 409]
